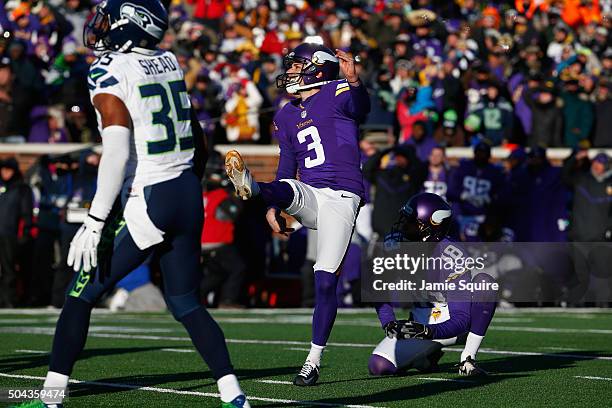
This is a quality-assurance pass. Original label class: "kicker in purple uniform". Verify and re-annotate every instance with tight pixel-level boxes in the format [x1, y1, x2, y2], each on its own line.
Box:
[224, 42, 370, 386]
[370, 193, 497, 377]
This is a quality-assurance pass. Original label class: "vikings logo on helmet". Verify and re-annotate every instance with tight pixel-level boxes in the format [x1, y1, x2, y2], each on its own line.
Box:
[312, 50, 339, 66]
[392, 193, 453, 242]
[276, 43, 339, 94]
[431, 209, 452, 226]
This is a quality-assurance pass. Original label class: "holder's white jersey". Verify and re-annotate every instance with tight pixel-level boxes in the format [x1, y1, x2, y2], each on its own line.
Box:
[88, 49, 193, 188]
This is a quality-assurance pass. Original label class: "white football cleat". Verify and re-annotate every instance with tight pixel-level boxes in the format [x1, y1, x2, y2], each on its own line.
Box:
[458, 356, 488, 376]
[225, 150, 258, 200]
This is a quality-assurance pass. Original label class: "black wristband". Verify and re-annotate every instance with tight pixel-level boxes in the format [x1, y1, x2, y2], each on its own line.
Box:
[348, 78, 361, 84]
[88, 213, 105, 223]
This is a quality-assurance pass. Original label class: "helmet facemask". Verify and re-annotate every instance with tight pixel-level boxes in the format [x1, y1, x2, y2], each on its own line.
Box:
[276, 47, 338, 94]
[84, 7, 112, 52]
[276, 54, 319, 94]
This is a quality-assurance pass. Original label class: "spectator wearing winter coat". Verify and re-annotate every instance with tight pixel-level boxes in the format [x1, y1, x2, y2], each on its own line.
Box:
[363, 144, 427, 237]
[224, 79, 263, 143]
[592, 82, 612, 147]
[526, 82, 564, 147]
[560, 79, 594, 148]
[0, 158, 33, 307]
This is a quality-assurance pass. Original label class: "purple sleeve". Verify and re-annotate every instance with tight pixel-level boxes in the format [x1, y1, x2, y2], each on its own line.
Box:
[273, 118, 297, 180]
[375, 303, 396, 328]
[337, 83, 371, 122]
[427, 301, 470, 339]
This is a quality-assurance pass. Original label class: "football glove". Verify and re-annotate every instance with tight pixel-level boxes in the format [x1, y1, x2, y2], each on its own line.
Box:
[67, 214, 105, 273]
[383, 320, 401, 339]
[395, 320, 433, 340]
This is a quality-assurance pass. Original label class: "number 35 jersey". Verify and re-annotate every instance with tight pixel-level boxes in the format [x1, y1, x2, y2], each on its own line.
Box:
[88, 50, 193, 188]
[273, 80, 370, 201]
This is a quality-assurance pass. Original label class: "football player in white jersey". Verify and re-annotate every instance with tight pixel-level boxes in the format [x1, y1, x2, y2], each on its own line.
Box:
[30, 1, 250, 407]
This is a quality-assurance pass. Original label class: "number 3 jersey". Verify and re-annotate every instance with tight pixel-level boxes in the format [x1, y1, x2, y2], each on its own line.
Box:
[273, 80, 370, 201]
[88, 50, 193, 188]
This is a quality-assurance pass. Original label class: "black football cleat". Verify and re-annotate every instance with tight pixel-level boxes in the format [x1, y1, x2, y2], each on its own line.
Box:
[293, 361, 320, 386]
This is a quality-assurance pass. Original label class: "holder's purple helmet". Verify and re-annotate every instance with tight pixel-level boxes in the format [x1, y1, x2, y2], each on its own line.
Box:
[393, 193, 453, 242]
[276, 43, 339, 94]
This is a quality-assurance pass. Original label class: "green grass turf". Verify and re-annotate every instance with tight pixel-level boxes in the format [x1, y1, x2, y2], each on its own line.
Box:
[0, 309, 611, 407]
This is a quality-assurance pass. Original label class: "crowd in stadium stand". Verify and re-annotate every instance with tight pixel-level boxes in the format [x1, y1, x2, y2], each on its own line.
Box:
[0, 0, 610, 147]
[0, 1, 611, 308]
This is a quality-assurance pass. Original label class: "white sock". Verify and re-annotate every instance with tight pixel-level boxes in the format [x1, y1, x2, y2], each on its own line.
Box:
[307, 343, 325, 366]
[217, 374, 243, 403]
[460, 332, 484, 362]
[42, 371, 68, 404]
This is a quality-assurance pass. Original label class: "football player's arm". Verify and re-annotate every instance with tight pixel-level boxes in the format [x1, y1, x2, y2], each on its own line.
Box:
[88, 93, 131, 221]
[274, 120, 297, 181]
[335, 49, 371, 121]
[375, 303, 397, 330]
[424, 301, 470, 340]
[68, 93, 130, 272]
[191, 108, 208, 181]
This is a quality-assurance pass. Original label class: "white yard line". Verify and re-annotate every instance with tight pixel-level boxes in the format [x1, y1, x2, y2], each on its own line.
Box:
[160, 348, 195, 353]
[415, 377, 474, 383]
[14, 349, 48, 354]
[2, 326, 611, 361]
[256, 379, 294, 385]
[0, 372, 384, 408]
[284, 347, 312, 352]
[574, 376, 612, 381]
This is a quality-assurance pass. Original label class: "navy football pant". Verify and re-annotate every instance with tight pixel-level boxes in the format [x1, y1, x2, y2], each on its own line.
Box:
[50, 171, 234, 380]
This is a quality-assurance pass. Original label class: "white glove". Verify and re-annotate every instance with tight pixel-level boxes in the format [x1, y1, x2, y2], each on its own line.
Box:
[67, 215, 106, 273]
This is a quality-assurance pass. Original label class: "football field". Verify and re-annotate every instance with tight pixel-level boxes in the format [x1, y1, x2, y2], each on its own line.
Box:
[0, 308, 611, 407]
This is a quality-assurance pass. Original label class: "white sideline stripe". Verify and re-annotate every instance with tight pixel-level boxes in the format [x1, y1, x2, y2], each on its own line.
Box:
[256, 379, 294, 385]
[161, 348, 195, 353]
[415, 377, 473, 383]
[6, 315, 612, 336]
[574, 376, 612, 381]
[0, 372, 384, 408]
[285, 347, 312, 352]
[15, 349, 48, 354]
[540, 347, 578, 351]
[2, 327, 612, 361]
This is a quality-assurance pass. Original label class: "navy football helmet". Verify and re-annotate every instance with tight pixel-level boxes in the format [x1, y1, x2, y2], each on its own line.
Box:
[84, 0, 168, 53]
[392, 193, 452, 242]
[276, 43, 340, 94]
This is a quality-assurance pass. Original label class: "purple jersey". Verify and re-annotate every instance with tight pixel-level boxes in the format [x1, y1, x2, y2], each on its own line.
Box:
[375, 238, 472, 328]
[447, 160, 506, 217]
[273, 80, 370, 200]
[423, 166, 450, 199]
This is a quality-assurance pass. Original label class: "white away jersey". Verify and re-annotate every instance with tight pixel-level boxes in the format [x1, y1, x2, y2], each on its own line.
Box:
[88, 50, 193, 188]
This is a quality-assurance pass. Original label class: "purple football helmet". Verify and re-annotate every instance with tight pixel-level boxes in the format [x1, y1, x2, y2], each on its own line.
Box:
[276, 43, 339, 94]
[393, 193, 453, 242]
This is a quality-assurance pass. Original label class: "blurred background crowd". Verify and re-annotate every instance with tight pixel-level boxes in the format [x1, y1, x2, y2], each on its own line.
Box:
[0, 0, 611, 309]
